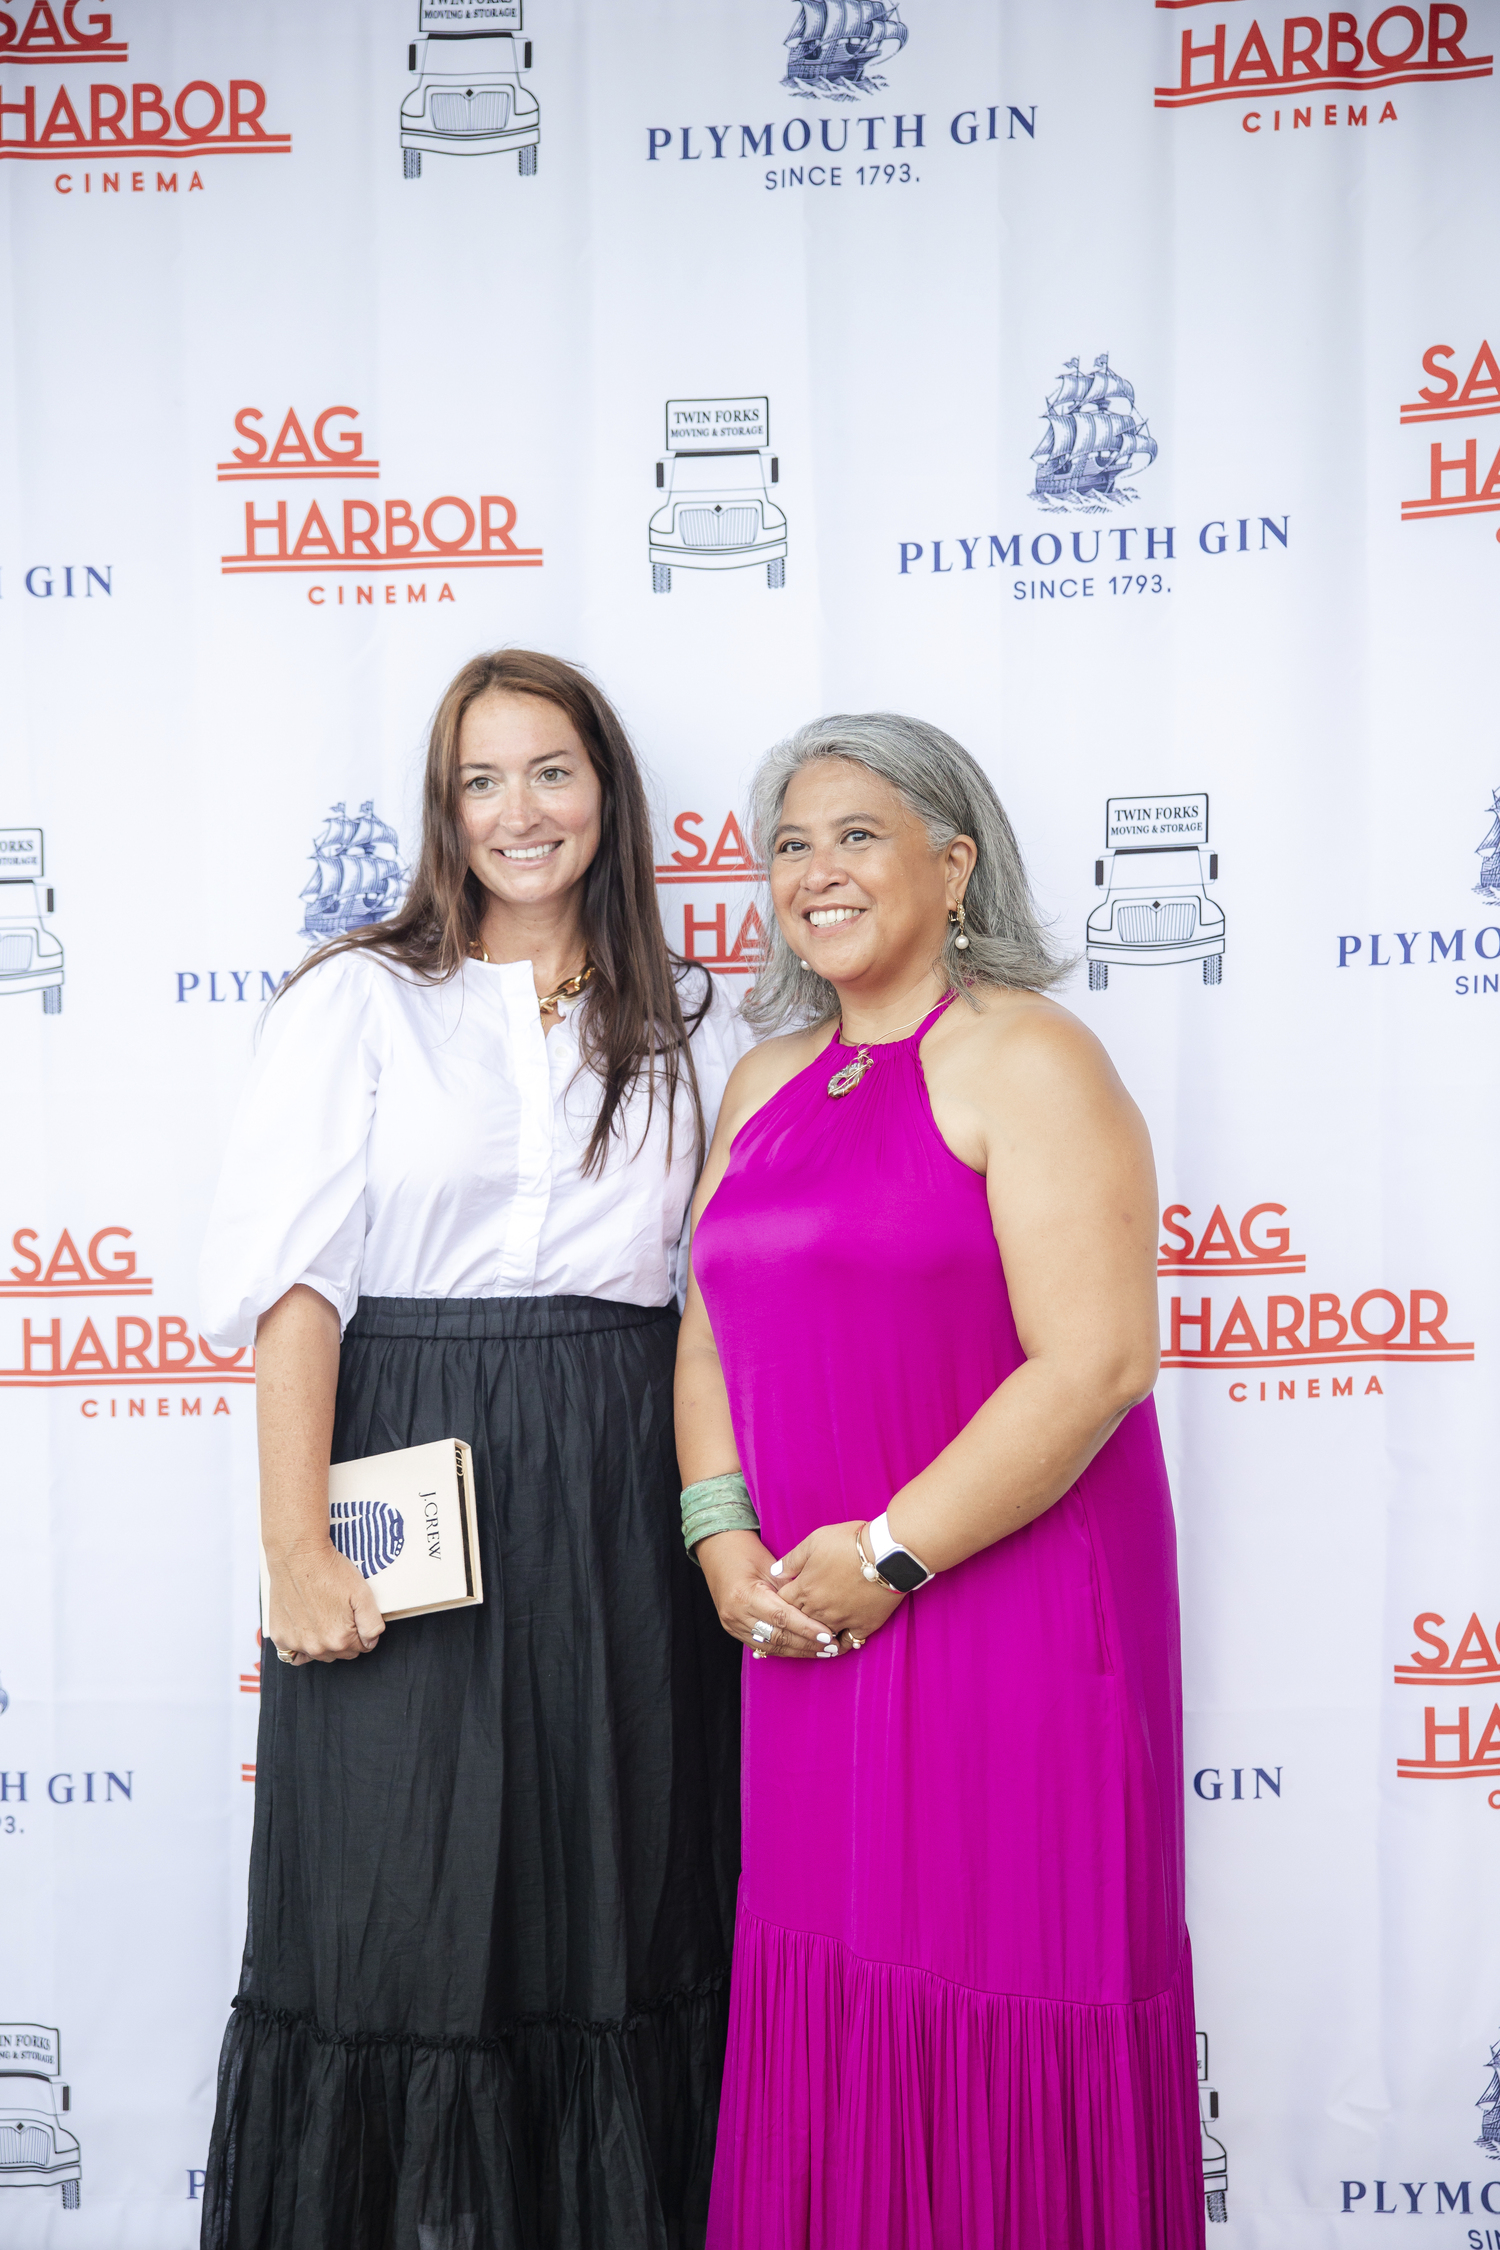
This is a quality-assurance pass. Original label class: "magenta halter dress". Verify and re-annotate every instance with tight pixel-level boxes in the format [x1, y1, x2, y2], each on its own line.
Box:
[692, 1002, 1203, 2250]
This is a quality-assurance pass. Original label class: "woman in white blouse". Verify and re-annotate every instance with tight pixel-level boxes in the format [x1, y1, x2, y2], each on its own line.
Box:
[197, 649, 752, 2250]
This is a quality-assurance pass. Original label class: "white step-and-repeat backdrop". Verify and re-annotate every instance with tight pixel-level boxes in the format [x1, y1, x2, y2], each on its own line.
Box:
[2, 0, 1499, 2240]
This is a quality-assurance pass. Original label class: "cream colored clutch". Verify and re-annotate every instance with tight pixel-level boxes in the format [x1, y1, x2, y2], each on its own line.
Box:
[260, 1438, 483, 1625]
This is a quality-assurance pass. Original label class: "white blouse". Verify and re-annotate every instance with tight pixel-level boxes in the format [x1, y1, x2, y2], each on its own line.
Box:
[199, 950, 752, 1351]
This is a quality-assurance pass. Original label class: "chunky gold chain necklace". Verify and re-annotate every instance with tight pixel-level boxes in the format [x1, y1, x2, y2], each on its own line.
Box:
[537, 964, 593, 1017]
[469, 946, 594, 1020]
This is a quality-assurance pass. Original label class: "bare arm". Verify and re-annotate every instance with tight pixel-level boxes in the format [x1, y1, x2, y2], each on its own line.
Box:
[257, 1283, 384, 1665]
[675, 1038, 843, 1660]
[778, 1000, 1160, 1628]
[889, 1006, 1158, 1565]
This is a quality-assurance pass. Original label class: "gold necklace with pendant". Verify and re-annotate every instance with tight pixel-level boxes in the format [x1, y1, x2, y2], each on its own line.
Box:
[824, 1004, 935, 1098]
[469, 945, 594, 1020]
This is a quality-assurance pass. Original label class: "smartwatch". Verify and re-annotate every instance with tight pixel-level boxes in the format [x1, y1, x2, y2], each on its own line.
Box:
[863, 1511, 934, 1595]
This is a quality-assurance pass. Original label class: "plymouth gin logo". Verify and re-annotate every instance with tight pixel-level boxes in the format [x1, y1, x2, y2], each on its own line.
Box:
[302, 802, 406, 944]
[1032, 354, 1158, 513]
[330, 1499, 406, 1578]
[1476, 789, 1500, 901]
[1479, 2033, 1500, 2160]
[783, 0, 908, 98]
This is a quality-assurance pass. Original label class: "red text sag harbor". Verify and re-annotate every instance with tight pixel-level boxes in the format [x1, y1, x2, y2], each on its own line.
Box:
[0, 1, 127, 62]
[218, 407, 381, 483]
[1399, 340, 1500, 524]
[1395, 1608, 1500, 1788]
[654, 811, 765, 975]
[1, 77, 288, 159]
[1154, 5, 1490, 109]
[4, 1223, 149, 1296]
[0, 1219, 251, 1385]
[1157, 1198, 1472, 1368]
[217, 404, 540, 576]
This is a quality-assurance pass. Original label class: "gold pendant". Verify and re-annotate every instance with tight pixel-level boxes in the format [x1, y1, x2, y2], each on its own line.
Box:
[826, 1047, 872, 1098]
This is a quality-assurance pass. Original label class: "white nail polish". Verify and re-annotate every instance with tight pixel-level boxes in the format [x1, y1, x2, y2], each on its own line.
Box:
[770, 1560, 784, 1577]
[817, 1632, 832, 1644]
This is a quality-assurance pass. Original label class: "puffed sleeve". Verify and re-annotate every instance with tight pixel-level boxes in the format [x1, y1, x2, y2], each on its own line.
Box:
[198, 951, 388, 1350]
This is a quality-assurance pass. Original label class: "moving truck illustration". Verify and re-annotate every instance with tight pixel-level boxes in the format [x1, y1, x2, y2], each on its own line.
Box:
[650, 398, 787, 593]
[402, 0, 538, 179]
[1198, 2032, 1228, 2223]
[1085, 793, 1223, 990]
[0, 829, 63, 1014]
[0, 2025, 80, 2208]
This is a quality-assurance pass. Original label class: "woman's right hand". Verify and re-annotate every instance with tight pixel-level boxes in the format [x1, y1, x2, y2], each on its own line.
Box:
[266, 1537, 385, 1666]
[695, 1528, 842, 1661]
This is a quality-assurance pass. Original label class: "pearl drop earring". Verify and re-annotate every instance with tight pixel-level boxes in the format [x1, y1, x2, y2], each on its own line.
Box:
[950, 902, 970, 952]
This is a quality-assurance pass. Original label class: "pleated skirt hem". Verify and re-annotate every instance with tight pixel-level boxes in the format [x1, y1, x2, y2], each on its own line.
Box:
[207, 1976, 730, 2250]
[707, 1909, 1205, 2250]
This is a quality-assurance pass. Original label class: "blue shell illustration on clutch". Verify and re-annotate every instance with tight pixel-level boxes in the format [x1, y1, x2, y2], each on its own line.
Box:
[330, 1499, 406, 1579]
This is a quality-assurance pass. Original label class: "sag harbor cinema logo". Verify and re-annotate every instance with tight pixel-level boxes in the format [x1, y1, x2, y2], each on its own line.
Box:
[1157, 1197, 1472, 1399]
[1, 0, 291, 195]
[0, 1221, 250, 1409]
[1153, 0, 1493, 135]
[217, 401, 541, 602]
[1394, 1603, 1500, 1800]
[653, 809, 766, 974]
[1399, 335, 1500, 541]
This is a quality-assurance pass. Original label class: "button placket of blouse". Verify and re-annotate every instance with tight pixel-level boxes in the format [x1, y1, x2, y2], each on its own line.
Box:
[494, 964, 557, 1292]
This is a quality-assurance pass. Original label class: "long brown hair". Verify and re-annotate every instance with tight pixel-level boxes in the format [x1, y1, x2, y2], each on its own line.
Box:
[285, 648, 709, 1174]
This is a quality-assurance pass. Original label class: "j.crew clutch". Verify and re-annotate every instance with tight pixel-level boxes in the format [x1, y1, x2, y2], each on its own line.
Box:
[260, 1437, 483, 1624]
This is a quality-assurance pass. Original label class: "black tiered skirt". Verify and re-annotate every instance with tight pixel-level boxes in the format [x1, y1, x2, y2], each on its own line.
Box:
[202, 1295, 742, 2250]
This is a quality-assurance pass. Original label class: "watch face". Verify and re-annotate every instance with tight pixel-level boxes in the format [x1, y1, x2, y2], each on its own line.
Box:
[879, 1547, 930, 1594]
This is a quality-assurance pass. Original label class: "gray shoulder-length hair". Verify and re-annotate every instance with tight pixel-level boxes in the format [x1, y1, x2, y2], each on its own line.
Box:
[742, 711, 1073, 1032]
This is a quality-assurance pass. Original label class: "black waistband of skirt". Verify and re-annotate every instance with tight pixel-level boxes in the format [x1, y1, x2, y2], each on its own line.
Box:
[344, 1294, 677, 1343]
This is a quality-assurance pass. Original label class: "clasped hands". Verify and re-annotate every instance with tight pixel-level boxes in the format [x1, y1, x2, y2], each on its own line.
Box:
[698, 1519, 905, 1663]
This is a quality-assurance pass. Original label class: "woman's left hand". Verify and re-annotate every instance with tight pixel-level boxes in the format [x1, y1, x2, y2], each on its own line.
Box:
[773, 1520, 906, 1647]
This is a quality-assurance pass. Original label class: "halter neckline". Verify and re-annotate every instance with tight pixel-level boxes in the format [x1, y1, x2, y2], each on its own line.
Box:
[835, 990, 956, 1051]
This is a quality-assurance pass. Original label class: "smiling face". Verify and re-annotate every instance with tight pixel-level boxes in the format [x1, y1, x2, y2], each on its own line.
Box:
[457, 690, 602, 908]
[769, 755, 975, 996]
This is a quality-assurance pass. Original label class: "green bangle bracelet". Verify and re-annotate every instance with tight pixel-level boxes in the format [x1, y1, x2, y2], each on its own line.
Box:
[681, 1470, 760, 1563]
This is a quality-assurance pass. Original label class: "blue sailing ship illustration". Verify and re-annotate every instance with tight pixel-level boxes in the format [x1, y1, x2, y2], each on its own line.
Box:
[1032, 354, 1158, 510]
[1474, 789, 1500, 900]
[783, 0, 907, 98]
[1478, 2036, 1500, 2159]
[301, 801, 406, 942]
[330, 1499, 406, 1580]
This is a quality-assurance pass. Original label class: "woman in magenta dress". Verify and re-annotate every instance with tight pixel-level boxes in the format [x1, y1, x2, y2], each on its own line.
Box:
[675, 713, 1203, 2249]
